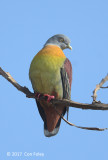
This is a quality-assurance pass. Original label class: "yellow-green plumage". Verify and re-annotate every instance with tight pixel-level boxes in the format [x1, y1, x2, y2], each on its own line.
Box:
[29, 34, 72, 137]
[29, 45, 66, 98]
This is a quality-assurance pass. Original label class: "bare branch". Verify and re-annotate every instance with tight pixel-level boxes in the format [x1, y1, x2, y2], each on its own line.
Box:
[0, 67, 34, 98]
[54, 107, 108, 131]
[1, 67, 108, 131]
[101, 86, 108, 88]
[92, 74, 108, 102]
[1, 67, 108, 111]
[51, 99, 108, 110]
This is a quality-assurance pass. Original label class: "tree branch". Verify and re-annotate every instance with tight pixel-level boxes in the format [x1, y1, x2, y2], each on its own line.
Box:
[1, 67, 108, 131]
[92, 74, 108, 102]
[54, 107, 108, 131]
[101, 86, 108, 88]
[0, 67, 34, 98]
[1, 67, 108, 110]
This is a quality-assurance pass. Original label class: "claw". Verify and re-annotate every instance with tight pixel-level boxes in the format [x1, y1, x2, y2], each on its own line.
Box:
[35, 92, 41, 99]
[35, 92, 55, 102]
[44, 94, 55, 102]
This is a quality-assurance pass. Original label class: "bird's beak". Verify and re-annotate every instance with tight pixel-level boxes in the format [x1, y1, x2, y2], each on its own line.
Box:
[67, 44, 72, 50]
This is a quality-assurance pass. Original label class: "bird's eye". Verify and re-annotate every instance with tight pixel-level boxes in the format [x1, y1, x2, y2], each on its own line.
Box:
[59, 38, 64, 42]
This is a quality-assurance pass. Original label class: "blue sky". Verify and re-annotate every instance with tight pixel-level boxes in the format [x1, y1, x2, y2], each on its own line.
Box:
[0, 0, 108, 160]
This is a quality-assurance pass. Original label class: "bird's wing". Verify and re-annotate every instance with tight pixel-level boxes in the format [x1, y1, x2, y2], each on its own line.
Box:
[60, 58, 72, 120]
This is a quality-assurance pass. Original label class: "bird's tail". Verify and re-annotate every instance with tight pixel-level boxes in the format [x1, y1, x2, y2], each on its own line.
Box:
[36, 100, 66, 137]
[44, 117, 61, 137]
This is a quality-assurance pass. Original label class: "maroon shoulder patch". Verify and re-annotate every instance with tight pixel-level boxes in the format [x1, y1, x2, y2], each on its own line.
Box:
[64, 58, 72, 88]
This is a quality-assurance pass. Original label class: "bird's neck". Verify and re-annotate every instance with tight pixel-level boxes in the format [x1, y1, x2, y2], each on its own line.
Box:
[37, 45, 66, 58]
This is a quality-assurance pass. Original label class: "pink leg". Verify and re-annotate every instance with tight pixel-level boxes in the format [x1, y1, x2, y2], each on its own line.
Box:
[44, 94, 55, 102]
[35, 92, 55, 102]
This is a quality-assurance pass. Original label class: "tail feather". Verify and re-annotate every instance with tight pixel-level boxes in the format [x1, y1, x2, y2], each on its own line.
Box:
[44, 118, 61, 137]
[36, 100, 66, 137]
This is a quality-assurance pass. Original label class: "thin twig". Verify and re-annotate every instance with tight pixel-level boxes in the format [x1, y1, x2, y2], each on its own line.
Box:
[54, 107, 108, 131]
[101, 86, 108, 88]
[92, 74, 108, 102]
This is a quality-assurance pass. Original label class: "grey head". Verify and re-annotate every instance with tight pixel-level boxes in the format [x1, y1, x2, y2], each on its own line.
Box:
[44, 34, 72, 50]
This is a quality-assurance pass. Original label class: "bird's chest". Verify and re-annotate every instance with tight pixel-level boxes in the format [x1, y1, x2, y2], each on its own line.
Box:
[30, 55, 65, 97]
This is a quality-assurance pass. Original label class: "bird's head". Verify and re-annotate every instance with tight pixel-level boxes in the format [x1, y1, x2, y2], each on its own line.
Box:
[44, 34, 72, 50]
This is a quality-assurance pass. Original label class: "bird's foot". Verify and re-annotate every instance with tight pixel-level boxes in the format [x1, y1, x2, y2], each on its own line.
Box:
[44, 94, 55, 102]
[35, 92, 42, 99]
[35, 92, 55, 102]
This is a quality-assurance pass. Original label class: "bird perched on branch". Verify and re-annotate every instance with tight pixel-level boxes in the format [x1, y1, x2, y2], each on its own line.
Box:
[29, 34, 72, 137]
